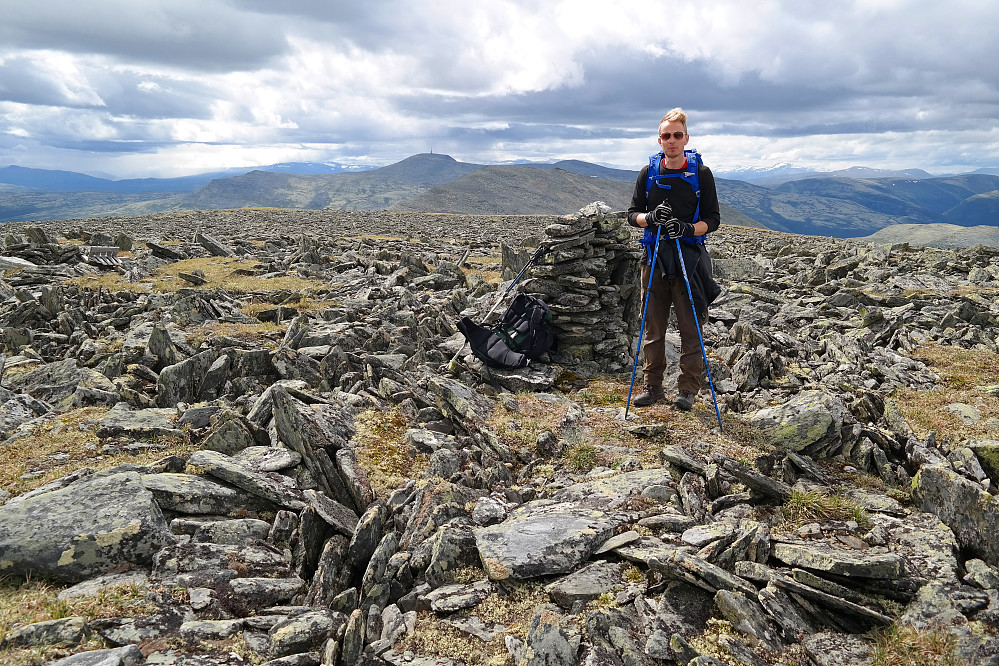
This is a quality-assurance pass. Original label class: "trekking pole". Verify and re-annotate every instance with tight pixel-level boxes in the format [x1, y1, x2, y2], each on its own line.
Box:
[447, 242, 549, 372]
[674, 238, 723, 432]
[625, 226, 663, 419]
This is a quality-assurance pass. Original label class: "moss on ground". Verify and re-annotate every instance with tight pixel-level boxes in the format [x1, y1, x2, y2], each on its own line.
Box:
[353, 408, 429, 499]
[0, 407, 193, 497]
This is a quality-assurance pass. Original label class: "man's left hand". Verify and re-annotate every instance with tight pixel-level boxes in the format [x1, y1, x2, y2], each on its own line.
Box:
[665, 218, 695, 239]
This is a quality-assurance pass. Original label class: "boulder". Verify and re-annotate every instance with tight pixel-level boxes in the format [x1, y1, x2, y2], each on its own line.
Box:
[749, 389, 849, 458]
[2, 358, 118, 407]
[544, 560, 627, 609]
[801, 632, 873, 666]
[967, 439, 999, 482]
[141, 472, 277, 516]
[913, 463, 999, 568]
[155, 349, 220, 407]
[771, 539, 903, 578]
[551, 469, 674, 509]
[0, 471, 175, 582]
[95, 403, 183, 440]
[43, 645, 144, 666]
[474, 500, 621, 581]
[187, 449, 305, 510]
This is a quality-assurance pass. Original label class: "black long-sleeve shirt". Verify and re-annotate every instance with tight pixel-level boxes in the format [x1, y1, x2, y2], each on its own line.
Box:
[626, 156, 722, 318]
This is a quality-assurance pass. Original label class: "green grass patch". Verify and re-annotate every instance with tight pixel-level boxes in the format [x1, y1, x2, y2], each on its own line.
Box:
[564, 442, 598, 472]
[776, 489, 870, 531]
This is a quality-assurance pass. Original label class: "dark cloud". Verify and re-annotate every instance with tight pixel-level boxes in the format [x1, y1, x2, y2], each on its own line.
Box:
[230, 0, 454, 53]
[46, 138, 172, 153]
[230, 0, 394, 31]
[392, 48, 862, 136]
[0, 57, 216, 119]
[95, 74, 217, 120]
[0, 1, 290, 72]
[395, 36, 998, 150]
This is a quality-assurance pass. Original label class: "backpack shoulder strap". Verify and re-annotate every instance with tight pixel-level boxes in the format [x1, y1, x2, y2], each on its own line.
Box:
[683, 149, 702, 223]
[645, 152, 663, 198]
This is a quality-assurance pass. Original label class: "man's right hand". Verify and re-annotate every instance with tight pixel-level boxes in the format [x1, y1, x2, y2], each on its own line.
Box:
[645, 203, 670, 229]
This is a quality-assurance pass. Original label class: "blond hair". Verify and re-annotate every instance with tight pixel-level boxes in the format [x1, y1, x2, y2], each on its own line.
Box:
[659, 107, 688, 133]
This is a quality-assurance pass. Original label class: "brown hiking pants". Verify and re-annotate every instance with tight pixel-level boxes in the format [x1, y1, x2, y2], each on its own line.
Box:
[640, 262, 705, 395]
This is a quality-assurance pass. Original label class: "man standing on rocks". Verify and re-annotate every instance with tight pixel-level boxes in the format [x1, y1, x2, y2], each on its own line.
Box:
[627, 107, 721, 410]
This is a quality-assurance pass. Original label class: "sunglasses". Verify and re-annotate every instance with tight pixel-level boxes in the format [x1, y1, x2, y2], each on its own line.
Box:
[660, 131, 686, 140]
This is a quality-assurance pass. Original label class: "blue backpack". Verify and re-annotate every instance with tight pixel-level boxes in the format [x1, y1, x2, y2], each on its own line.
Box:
[643, 148, 708, 246]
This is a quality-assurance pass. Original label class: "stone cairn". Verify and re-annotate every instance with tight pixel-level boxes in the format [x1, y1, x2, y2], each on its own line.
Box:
[516, 202, 643, 375]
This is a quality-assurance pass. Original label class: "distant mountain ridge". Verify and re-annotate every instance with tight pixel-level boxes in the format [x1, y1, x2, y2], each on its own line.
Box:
[718, 173, 999, 236]
[0, 161, 372, 193]
[716, 164, 939, 186]
[391, 166, 634, 215]
[1, 154, 997, 243]
[4, 156, 958, 194]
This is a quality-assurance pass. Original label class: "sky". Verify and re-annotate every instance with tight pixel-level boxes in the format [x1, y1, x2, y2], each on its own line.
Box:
[1, 0, 997, 178]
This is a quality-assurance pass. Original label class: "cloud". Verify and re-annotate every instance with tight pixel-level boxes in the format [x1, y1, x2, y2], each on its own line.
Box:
[0, 53, 106, 107]
[0, 0, 290, 72]
[0, 1, 998, 176]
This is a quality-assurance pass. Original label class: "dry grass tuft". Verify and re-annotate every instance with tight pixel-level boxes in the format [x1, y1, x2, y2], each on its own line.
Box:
[400, 580, 550, 665]
[68, 257, 322, 295]
[486, 394, 572, 456]
[0, 576, 156, 666]
[894, 343, 999, 441]
[463, 256, 504, 286]
[0, 407, 194, 497]
[567, 376, 776, 466]
[910, 343, 999, 391]
[187, 320, 286, 349]
[238, 294, 338, 318]
[870, 622, 964, 666]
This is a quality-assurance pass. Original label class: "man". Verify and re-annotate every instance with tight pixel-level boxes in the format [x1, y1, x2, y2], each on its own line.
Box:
[627, 107, 721, 410]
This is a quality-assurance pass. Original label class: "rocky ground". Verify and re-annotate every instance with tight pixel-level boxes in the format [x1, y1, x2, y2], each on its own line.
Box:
[1, 206, 999, 666]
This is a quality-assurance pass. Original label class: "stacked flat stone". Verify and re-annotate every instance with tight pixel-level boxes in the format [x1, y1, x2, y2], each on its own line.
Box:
[517, 202, 643, 374]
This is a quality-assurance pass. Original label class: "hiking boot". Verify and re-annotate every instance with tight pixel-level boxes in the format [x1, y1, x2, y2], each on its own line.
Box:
[632, 385, 665, 407]
[674, 390, 695, 411]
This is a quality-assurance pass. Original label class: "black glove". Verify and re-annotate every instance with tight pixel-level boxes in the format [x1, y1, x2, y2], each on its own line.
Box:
[665, 217, 696, 239]
[645, 203, 670, 229]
